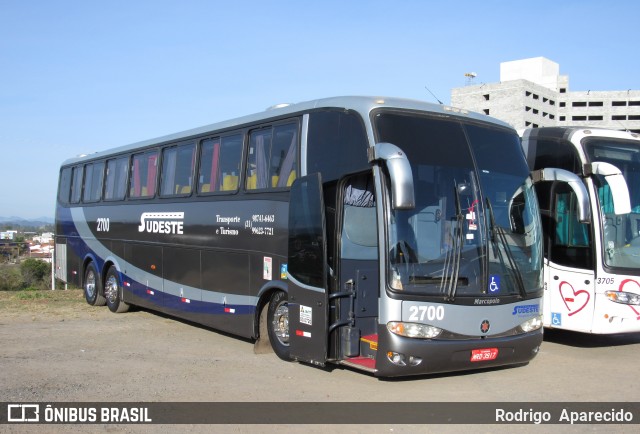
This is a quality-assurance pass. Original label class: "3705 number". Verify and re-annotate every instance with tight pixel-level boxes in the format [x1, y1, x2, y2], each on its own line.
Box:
[408, 305, 445, 322]
[96, 218, 110, 232]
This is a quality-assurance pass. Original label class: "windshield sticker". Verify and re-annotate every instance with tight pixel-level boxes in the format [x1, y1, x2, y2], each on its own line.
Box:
[489, 275, 501, 293]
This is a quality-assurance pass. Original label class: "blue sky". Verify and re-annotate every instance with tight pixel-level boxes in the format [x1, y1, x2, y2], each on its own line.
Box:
[1, 0, 638, 219]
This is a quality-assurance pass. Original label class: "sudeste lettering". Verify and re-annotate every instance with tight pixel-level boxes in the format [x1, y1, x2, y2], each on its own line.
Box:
[138, 212, 184, 234]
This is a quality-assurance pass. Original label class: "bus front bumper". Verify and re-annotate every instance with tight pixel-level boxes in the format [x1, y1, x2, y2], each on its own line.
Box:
[374, 325, 543, 378]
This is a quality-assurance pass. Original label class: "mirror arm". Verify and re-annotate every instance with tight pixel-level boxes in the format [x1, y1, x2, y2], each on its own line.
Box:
[368, 143, 415, 210]
[531, 167, 591, 223]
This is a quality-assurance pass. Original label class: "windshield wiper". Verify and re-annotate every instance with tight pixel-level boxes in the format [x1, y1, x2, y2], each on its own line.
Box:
[444, 181, 465, 301]
[486, 198, 527, 298]
[412, 275, 469, 286]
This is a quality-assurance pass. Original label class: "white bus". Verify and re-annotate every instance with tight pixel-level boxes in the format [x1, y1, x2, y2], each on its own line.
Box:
[522, 127, 640, 334]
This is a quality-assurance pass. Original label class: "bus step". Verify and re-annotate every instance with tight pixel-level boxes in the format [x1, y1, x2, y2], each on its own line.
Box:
[340, 356, 377, 373]
[360, 334, 378, 359]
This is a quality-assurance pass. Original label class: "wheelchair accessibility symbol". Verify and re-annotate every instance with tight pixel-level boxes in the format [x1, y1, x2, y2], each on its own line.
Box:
[488, 275, 500, 293]
[551, 312, 562, 326]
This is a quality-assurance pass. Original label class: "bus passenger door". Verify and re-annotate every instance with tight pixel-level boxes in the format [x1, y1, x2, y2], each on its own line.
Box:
[546, 184, 595, 332]
[336, 174, 379, 360]
[287, 174, 328, 365]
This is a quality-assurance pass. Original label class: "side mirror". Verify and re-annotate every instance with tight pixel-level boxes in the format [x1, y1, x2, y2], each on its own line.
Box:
[531, 168, 591, 223]
[368, 142, 415, 210]
[586, 162, 632, 215]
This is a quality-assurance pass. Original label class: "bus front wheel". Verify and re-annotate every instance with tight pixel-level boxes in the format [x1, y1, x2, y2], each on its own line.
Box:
[104, 266, 130, 314]
[267, 291, 290, 361]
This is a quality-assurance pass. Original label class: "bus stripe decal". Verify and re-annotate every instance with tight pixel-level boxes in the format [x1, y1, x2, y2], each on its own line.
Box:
[69, 207, 259, 309]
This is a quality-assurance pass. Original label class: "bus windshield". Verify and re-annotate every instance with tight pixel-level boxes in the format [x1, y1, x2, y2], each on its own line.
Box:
[584, 138, 640, 270]
[375, 111, 542, 299]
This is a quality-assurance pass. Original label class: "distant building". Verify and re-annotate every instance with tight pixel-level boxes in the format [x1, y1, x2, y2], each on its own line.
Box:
[32, 232, 54, 244]
[451, 57, 640, 133]
[0, 231, 17, 240]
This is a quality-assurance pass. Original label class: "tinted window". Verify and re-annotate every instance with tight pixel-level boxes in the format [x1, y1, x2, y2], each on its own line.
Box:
[70, 166, 83, 204]
[375, 112, 542, 297]
[533, 138, 582, 174]
[550, 184, 592, 270]
[307, 111, 369, 182]
[246, 122, 298, 190]
[130, 151, 158, 198]
[83, 161, 104, 202]
[104, 156, 129, 201]
[58, 167, 72, 203]
[288, 174, 325, 288]
[199, 134, 243, 193]
[160, 142, 196, 197]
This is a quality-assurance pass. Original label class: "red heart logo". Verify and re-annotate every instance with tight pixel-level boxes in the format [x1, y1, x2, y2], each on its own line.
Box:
[618, 279, 640, 319]
[559, 281, 591, 317]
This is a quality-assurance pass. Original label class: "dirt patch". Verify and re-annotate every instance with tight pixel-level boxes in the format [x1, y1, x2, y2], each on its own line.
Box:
[2, 290, 639, 434]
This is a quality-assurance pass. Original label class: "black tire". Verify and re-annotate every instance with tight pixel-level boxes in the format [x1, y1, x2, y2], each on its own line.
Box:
[104, 266, 130, 314]
[267, 291, 290, 361]
[84, 262, 106, 306]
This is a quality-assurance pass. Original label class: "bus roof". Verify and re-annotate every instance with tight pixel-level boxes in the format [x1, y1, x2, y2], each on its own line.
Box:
[522, 126, 640, 143]
[61, 95, 513, 166]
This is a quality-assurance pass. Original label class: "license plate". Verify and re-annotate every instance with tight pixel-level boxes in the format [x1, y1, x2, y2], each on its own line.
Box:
[470, 348, 499, 362]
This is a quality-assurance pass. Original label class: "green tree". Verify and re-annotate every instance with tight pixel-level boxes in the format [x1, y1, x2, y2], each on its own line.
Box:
[20, 258, 51, 290]
[0, 264, 22, 291]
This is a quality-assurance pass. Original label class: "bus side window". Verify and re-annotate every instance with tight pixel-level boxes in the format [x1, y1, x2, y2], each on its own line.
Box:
[246, 122, 298, 191]
[58, 167, 72, 204]
[246, 128, 273, 190]
[272, 123, 298, 188]
[83, 161, 105, 203]
[198, 133, 242, 194]
[307, 110, 369, 183]
[130, 151, 158, 198]
[104, 156, 129, 201]
[160, 142, 196, 197]
[70, 166, 83, 204]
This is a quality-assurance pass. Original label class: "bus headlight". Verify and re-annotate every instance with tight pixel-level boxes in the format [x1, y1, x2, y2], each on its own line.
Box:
[519, 315, 543, 333]
[387, 322, 442, 339]
[605, 291, 640, 305]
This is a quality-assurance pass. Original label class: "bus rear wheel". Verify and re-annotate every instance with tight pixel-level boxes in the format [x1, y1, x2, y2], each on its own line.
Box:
[104, 266, 130, 314]
[267, 291, 290, 361]
[84, 262, 106, 306]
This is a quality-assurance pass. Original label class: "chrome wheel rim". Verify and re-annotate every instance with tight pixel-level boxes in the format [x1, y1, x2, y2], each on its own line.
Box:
[85, 270, 96, 299]
[272, 302, 289, 346]
[104, 275, 119, 304]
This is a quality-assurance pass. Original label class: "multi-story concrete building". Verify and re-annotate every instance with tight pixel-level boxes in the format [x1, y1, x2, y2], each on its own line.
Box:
[451, 57, 640, 133]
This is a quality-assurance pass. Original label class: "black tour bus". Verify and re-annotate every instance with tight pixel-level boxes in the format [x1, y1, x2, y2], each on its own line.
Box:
[55, 96, 578, 377]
